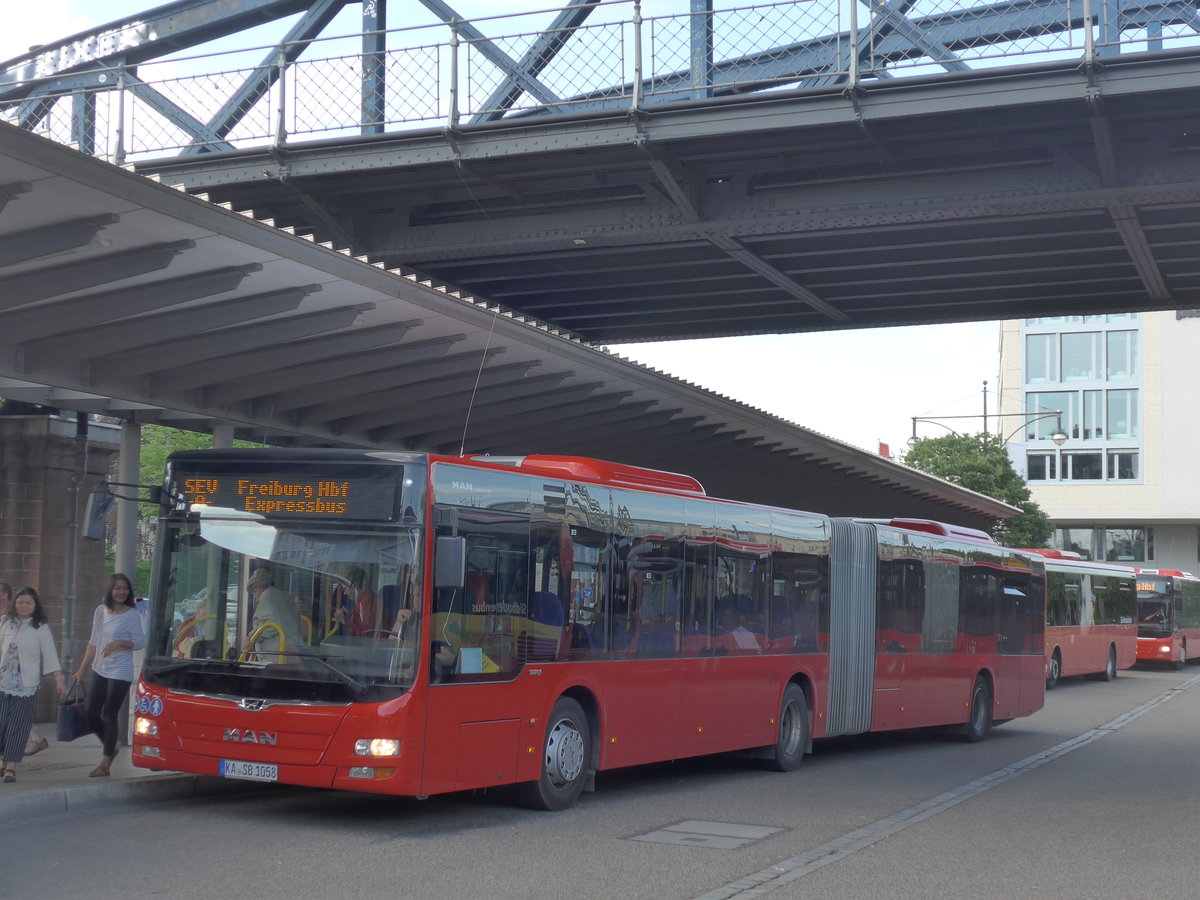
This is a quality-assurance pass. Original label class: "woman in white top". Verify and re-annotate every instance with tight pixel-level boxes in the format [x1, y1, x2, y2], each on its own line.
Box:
[0, 586, 68, 783]
[0, 582, 50, 758]
[73, 573, 144, 777]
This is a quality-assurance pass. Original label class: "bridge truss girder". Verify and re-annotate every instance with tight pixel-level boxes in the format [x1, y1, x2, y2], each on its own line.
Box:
[137, 50, 1200, 343]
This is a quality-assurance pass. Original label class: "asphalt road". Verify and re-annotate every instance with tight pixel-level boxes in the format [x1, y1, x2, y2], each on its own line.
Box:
[2, 665, 1196, 900]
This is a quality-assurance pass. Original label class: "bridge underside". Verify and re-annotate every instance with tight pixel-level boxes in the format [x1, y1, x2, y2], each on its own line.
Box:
[0, 122, 1014, 528]
[138, 51, 1200, 344]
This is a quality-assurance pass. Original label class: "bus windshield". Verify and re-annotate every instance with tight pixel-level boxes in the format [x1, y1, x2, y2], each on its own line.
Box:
[145, 506, 423, 702]
[1136, 578, 1172, 637]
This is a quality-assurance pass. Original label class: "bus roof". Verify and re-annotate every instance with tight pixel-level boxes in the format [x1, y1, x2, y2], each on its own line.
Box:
[1017, 548, 1082, 560]
[464, 454, 707, 495]
[863, 518, 996, 544]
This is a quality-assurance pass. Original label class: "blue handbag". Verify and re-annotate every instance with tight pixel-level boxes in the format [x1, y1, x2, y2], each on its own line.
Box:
[56, 681, 89, 742]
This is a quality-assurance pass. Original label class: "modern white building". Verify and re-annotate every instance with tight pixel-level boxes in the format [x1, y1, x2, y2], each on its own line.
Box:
[998, 311, 1200, 571]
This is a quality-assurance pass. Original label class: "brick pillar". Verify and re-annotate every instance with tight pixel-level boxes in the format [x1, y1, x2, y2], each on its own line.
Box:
[0, 415, 119, 724]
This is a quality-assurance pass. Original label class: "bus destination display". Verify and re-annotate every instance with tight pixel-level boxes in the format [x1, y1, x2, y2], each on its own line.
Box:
[176, 473, 396, 520]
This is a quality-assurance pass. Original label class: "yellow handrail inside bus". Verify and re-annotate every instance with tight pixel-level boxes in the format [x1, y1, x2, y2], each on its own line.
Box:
[172, 614, 228, 658]
[241, 622, 286, 664]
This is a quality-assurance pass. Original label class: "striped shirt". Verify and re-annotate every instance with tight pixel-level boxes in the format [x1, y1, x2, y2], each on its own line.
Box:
[87, 605, 145, 682]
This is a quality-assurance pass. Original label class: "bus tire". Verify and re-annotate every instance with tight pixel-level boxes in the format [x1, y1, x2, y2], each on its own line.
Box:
[1171, 644, 1186, 671]
[1046, 650, 1061, 690]
[767, 684, 809, 772]
[1102, 645, 1117, 681]
[961, 676, 992, 744]
[516, 697, 590, 811]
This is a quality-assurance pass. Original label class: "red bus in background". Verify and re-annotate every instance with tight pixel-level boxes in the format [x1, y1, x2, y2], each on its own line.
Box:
[133, 450, 1045, 810]
[1135, 569, 1200, 669]
[1019, 549, 1136, 688]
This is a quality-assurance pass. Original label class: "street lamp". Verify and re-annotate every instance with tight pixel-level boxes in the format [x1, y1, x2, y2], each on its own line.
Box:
[908, 411, 1068, 448]
[1002, 412, 1068, 447]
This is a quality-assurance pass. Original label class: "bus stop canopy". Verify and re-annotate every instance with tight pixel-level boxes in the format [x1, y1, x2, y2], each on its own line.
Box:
[0, 123, 1016, 528]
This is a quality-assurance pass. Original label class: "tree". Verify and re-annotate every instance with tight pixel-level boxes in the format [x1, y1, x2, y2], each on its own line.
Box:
[902, 432, 1053, 548]
[138, 425, 214, 518]
[137, 425, 264, 516]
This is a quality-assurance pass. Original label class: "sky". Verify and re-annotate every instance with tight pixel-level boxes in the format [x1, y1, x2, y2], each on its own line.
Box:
[2, 1, 1006, 457]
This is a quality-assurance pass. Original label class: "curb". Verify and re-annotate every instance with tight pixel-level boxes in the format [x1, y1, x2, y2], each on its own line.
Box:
[10, 772, 268, 820]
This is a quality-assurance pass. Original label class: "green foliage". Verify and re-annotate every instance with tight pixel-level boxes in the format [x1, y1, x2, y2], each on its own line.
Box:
[137, 425, 263, 516]
[138, 425, 214, 517]
[902, 432, 1053, 549]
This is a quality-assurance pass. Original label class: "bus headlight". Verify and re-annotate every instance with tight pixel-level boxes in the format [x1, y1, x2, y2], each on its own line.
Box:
[354, 738, 401, 757]
[1160, 644, 1172, 654]
[135, 717, 158, 737]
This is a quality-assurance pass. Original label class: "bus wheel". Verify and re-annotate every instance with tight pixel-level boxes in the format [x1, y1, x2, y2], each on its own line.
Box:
[1172, 645, 1186, 671]
[517, 697, 590, 811]
[1046, 651, 1061, 690]
[1102, 646, 1117, 681]
[961, 677, 992, 744]
[767, 684, 809, 772]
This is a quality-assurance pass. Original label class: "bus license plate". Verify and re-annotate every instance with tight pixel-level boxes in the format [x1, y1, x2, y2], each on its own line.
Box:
[220, 759, 278, 782]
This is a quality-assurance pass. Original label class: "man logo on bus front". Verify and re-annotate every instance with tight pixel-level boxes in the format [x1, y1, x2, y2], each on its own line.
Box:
[223, 728, 278, 746]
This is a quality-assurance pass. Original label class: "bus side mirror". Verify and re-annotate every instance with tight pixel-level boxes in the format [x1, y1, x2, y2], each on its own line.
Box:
[82, 483, 115, 541]
[434, 536, 466, 589]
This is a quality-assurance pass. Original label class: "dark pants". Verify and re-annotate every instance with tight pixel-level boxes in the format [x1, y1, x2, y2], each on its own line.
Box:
[86, 673, 132, 757]
[0, 692, 37, 765]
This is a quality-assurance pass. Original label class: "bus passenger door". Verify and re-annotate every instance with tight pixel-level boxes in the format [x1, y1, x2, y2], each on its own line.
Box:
[605, 549, 684, 766]
[420, 518, 527, 796]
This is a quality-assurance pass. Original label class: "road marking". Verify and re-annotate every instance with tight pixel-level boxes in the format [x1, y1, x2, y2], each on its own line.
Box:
[696, 674, 1200, 899]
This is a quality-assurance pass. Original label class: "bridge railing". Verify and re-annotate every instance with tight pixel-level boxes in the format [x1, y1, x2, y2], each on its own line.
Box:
[2, 0, 1196, 162]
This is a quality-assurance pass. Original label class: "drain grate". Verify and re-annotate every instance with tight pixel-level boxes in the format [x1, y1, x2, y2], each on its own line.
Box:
[630, 820, 784, 850]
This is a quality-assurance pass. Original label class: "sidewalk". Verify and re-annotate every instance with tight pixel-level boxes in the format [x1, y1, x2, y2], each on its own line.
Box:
[3, 723, 243, 819]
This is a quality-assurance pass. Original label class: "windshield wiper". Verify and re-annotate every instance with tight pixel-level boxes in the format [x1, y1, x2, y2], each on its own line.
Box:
[278, 650, 370, 698]
[146, 658, 221, 676]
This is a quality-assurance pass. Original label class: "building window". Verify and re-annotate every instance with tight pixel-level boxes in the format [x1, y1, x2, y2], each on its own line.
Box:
[1026, 333, 1058, 383]
[1026, 316, 1070, 325]
[1027, 453, 1056, 481]
[1026, 392, 1076, 439]
[1106, 390, 1138, 438]
[1082, 390, 1103, 439]
[1054, 528, 1096, 560]
[1062, 332, 1102, 381]
[1018, 316, 1141, 483]
[1063, 451, 1103, 480]
[1106, 331, 1138, 379]
[1103, 527, 1152, 563]
[1107, 451, 1138, 480]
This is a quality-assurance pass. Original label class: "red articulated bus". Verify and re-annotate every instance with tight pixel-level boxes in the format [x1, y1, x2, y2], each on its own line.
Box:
[133, 450, 1045, 810]
[1019, 549, 1137, 688]
[1135, 569, 1200, 669]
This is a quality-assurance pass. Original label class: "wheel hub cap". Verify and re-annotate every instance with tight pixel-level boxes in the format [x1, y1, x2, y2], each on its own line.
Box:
[545, 720, 585, 787]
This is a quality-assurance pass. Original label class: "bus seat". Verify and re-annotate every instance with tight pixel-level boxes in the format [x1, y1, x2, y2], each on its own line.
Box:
[380, 584, 401, 622]
[529, 591, 566, 659]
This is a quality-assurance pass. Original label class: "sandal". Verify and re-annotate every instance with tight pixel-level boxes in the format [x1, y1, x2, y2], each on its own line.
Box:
[24, 737, 49, 756]
[88, 765, 110, 778]
[3, 770, 15, 783]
